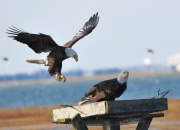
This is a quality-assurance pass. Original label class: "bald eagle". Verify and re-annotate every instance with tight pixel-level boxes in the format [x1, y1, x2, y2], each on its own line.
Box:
[78, 70, 129, 105]
[3, 57, 10, 65]
[3, 57, 8, 61]
[147, 49, 154, 54]
[7, 13, 99, 82]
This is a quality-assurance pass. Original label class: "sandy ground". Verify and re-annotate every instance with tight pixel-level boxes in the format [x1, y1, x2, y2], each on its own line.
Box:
[0, 99, 180, 130]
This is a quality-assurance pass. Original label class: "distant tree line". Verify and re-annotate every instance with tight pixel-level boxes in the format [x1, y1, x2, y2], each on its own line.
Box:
[0, 65, 168, 82]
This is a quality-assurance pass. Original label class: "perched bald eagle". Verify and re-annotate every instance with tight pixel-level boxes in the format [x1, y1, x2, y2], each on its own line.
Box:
[7, 13, 99, 82]
[78, 70, 129, 105]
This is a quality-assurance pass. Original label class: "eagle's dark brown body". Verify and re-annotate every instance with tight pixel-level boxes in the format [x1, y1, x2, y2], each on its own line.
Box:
[7, 13, 99, 82]
[83, 78, 127, 102]
[47, 46, 67, 76]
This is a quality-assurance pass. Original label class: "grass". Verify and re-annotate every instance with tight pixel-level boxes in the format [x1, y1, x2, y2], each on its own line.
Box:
[0, 99, 179, 130]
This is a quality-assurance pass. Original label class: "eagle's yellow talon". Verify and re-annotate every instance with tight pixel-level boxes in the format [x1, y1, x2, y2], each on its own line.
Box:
[56, 74, 61, 82]
[60, 75, 66, 83]
[55, 73, 66, 82]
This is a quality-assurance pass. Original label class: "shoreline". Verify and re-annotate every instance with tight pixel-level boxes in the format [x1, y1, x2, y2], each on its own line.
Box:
[0, 70, 179, 86]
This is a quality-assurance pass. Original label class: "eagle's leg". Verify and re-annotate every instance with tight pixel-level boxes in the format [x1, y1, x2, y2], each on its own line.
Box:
[60, 74, 66, 83]
[55, 72, 66, 83]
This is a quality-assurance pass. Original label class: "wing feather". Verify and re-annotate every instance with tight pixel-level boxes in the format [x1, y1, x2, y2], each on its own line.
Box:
[85, 86, 96, 97]
[6, 26, 59, 53]
[63, 12, 99, 48]
[47, 57, 55, 75]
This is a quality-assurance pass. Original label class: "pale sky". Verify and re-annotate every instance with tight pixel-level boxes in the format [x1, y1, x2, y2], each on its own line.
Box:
[1, 1, 180, 75]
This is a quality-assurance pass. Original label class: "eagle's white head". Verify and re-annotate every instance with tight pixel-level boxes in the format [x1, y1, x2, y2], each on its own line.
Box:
[117, 70, 129, 84]
[65, 48, 78, 62]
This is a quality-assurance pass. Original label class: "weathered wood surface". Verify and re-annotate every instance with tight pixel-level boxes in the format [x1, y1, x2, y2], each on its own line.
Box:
[107, 98, 167, 114]
[83, 113, 164, 126]
[51, 98, 167, 124]
[52, 101, 106, 122]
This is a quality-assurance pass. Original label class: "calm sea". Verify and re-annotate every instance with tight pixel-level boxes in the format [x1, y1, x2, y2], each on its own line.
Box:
[0, 73, 179, 108]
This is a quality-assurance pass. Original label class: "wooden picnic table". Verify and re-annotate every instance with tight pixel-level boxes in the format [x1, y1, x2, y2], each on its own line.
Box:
[51, 98, 168, 130]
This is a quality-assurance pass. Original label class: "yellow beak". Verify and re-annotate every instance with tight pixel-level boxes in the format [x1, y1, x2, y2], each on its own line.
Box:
[73, 56, 78, 62]
[124, 72, 129, 77]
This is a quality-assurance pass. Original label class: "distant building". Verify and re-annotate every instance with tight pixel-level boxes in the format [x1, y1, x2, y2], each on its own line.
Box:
[168, 53, 180, 71]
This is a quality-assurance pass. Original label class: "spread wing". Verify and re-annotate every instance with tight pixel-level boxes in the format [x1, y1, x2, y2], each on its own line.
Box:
[6, 26, 59, 53]
[63, 12, 99, 48]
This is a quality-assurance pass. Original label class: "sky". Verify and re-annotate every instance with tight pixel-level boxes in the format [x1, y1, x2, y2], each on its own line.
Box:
[1, 0, 180, 75]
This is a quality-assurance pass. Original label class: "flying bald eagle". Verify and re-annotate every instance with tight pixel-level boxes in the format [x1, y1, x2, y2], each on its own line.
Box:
[3, 57, 8, 61]
[3, 57, 10, 65]
[78, 70, 129, 105]
[7, 13, 99, 82]
[147, 49, 154, 54]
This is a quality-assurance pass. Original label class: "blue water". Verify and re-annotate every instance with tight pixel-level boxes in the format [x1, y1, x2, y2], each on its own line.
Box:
[0, 73, 180, 108]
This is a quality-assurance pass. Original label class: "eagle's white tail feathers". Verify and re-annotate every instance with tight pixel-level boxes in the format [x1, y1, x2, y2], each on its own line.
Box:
[26, 57, 48, 66]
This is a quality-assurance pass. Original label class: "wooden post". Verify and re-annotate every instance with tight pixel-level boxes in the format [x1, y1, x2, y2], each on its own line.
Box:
[103, 120, 120, 130]
[136, 117, 153, 130]
[71, 113, 88, 130]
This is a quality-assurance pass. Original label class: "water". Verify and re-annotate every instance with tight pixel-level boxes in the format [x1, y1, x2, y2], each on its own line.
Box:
[0, 73, 179, 108]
